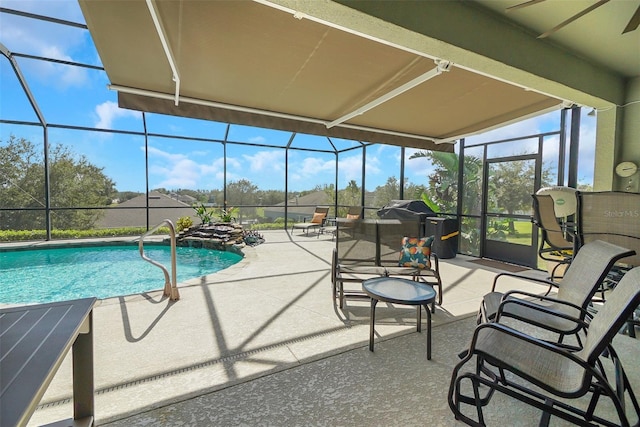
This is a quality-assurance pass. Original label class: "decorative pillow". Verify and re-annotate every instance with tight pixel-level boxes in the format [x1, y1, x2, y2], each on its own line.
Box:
[398, 235, 435, 269]
[346, 214, 359, 220]
[311, 212, 325, 224]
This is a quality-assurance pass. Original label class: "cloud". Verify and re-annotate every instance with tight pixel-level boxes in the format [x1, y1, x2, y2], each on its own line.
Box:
[296, 156, 334, 177]
[248, 136, 266, 144]
[95, 101, 141, 129]
[337, 154, 363, 183]
[465, 110, 559, 145]
[200, 157, 225, 176]
[147, 147, 200, 188]
[1, 2, 91, 88]
[242, 150, 285, 173]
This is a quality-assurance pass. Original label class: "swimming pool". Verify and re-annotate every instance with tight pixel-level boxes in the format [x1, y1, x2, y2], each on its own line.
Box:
[0, 244, 243, 305]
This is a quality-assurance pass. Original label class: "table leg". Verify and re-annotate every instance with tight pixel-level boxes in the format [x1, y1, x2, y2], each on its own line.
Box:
[423, 303, 432, 360]
[73, 310, 94, 422]
[369, 298, 378, 351]
[416, 305, 422, 333]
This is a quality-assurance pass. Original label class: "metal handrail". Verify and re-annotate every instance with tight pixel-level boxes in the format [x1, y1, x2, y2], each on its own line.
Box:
[138, 219, 179, 301]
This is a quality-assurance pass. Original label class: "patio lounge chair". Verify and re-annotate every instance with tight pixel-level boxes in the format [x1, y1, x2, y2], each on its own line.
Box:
[479, 240, 634, 346]
[449, 266, 640, 427]
[322, 206, 361, 239]
[290, 206, 329, 236]
[532, 194, 575, 283]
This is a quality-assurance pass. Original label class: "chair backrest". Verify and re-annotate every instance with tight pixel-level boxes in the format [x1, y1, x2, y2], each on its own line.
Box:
[576, 191, 640, 266]
[345, 206, 361, 219]
[532, 194, 573, 251]
[557, 240, 635, 307]
[377, 219, 423, 266]
[336, 219, 377, 265]
[310, 206, 329, 224]
[335, 218, 423, 266]
[579, 266, 640, 364]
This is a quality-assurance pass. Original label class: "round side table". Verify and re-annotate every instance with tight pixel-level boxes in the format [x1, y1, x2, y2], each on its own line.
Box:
[362, 276, 436, 359]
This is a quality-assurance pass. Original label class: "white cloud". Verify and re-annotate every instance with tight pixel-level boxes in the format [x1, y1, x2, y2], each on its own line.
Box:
[147, 148, 200, 189]
[248, 136, 266, 144]
[242, 150, 284, 173]
[296, 156, 334, 177]
[95, 101, 141, 129]
[465, 110, 559, 145]
[1, 2, 91, 88]
[200, 157, 225, 176]
[337, 154, 363, 183]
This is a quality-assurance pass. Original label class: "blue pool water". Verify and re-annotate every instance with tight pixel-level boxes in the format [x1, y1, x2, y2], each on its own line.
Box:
[0, 245, 243, 305]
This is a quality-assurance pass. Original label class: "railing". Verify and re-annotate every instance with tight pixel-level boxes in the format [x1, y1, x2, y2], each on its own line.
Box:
[138, 219, 180, 301]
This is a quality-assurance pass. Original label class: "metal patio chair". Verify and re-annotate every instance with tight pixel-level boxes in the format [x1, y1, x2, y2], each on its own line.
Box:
[449, 266, 640, 427]
[290, 206, 329, 236]
[322, 206, 361, 240]
[532, 194, 575, 283]
[479, 240, 634, 346]
[575, 190, 640, 336]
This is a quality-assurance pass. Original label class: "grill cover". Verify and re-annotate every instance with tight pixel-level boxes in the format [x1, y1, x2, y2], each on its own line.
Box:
[376, 200, 436, 220]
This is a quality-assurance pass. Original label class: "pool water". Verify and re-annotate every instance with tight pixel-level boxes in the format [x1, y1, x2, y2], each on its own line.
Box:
[0, 245, 243, 305]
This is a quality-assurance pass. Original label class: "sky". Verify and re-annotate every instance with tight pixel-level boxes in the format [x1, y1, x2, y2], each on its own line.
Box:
[0, 0, 597, 194]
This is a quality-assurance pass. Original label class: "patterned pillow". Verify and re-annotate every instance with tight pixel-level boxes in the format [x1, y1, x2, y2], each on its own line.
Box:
[398, 236, 435, 269]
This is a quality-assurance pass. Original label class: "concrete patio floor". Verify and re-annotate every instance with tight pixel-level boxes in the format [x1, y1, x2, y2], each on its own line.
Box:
[22, 229, 568, 426]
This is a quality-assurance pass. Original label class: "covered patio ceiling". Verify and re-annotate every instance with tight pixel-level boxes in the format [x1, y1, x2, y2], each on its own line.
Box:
[78, 0, 564, 152]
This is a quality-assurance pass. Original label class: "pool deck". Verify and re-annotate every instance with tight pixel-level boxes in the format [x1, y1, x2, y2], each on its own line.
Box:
[4, 230, 578, 425]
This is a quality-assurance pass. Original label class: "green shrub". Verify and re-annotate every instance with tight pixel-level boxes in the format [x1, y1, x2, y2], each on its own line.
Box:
[0, 227, 170, 242]
[176, 216, 194, 232]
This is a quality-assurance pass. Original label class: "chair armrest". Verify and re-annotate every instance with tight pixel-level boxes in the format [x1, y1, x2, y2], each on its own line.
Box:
[502, 290, 586, 313]
[500, 290, 594, 322]
[496, 297, 591, 330]
[431, 252, 440, 273]
[491, 272, 557, 292]
[464, 322, 593, 373]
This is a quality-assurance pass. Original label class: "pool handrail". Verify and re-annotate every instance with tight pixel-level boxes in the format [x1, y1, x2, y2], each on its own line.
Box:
[138, 219, 180, 301]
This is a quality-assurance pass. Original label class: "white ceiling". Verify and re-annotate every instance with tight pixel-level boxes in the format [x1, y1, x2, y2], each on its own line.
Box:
[474, 0, 640, 78]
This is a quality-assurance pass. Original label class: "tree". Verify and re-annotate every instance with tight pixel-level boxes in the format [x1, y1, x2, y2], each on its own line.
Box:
[488, 159, 551, 234]
[409, 151, 482, 215]
[226, 179, 258, 222]
[373, 176, 400, 208]
[0, 135, 116, 230]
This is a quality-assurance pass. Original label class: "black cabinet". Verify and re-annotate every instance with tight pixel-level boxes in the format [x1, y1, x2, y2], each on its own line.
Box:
[425, 217, 459, 259]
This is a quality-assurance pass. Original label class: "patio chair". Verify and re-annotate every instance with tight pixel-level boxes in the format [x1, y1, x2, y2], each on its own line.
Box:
[575, 191, 640, 269]
[449, 266, 640, 427]
[290, 206, 329, 236]
[532, 194, 575, 283]
[479, 240, 634, 346]
[332, 219, 442, 309]
[576, 190, 640, 336]
[322, 206, 361, 239]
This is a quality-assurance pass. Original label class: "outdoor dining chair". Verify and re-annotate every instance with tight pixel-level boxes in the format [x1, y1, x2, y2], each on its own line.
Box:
[450, 266, 640, 427]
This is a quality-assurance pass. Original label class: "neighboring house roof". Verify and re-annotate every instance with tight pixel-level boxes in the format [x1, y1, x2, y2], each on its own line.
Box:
[97, 191, 199, 228]
[264, 191, 331, 220]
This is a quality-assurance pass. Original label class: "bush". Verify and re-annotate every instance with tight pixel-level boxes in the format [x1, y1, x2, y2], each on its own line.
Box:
[0, 227, 170, 242]
[176, 216, 194, 232]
